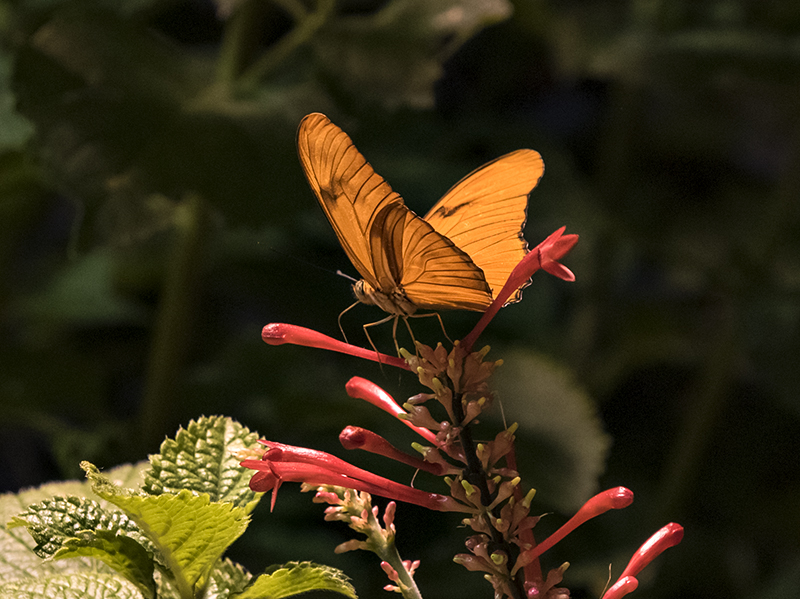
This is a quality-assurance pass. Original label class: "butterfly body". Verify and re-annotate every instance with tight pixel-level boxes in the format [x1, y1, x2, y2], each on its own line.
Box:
[352, 279, 416, 316]
[297, 113, 544, 319]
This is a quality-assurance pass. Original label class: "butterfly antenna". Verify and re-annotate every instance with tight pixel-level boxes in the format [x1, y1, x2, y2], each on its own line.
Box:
[268, 248, 347, 279]
[336, 269, 358, 283]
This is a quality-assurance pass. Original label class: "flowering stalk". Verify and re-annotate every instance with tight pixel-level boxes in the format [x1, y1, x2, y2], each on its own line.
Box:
[600, 523, 684, 599]
[339, 426, 446, 475]
[515, 487, 634, 569]
[345, 377, 439, 444]
[245, 227, 683, 599]
[602, 522, 685, 599]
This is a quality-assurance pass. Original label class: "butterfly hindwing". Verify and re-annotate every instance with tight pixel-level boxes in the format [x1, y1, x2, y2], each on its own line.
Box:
[397, 210, 494, 311]
[423, 149, 543, 304]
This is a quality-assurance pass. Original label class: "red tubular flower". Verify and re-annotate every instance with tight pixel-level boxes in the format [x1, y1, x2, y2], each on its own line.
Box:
[600, 523, 684, 599]
[241, 441, 464, 513]
[262, 323, 409, 369]
[603, 576, 638, 599]
[515, 487, 633, 570]
[339, 426, 445, 474]
[462, 227, 579, 352]
[345, 377, 439, 444]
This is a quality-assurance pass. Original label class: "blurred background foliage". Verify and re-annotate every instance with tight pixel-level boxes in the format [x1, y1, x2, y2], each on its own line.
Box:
[1, 0, 799, 598]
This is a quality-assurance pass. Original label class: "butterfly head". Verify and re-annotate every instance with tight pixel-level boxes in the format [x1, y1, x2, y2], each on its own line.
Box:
[353, 280, 417, 317]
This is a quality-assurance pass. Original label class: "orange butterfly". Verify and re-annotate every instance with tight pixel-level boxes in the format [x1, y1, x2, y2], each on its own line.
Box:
[297, 113, 544, 339]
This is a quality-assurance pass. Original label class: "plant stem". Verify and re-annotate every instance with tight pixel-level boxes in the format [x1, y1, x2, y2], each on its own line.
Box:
[384, 548, 424, 599]
[139, 195, 210, 453]
[652, 299, 736, 524]
[237, 0, 335, 92]
[216, 0, 271, 90]
[454, 392, 525, 599]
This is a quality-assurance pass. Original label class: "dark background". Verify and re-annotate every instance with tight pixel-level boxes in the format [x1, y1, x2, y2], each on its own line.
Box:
[2, 1, 799, 598]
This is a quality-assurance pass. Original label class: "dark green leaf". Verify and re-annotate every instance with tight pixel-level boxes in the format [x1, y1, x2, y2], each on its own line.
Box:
[312, 0, 512, 109]
[491, 348, 611, 512]
[205, 558, 253, 599]
[8, 496, 153, 559]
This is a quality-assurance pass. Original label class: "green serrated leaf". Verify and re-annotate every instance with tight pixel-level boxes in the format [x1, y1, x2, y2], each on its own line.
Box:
[54, 530, 155, 599]
[232, 562, 356, 599]
[90, 463, 151, 496]
[8, 495, 154, 559]
[84, 464, 250, 598]
[143, 415, 261, 512]
[0, 571, 145, 599]
[0, 462, 149, 584]
[205, 558, 253, 599]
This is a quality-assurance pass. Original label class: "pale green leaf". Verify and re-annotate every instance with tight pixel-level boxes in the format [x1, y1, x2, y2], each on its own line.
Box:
[0, 462, 149, 584]
[232, 562, 356, 599]
[205, 558, 253, 599]
[0, 571, 144, 599]
[8, 495, 153, 559]
[85, 464, 250, 597]
[54, 531, 155, 599]
[491, 348, 611, 512]
[9, 250, 148, 326]
[0, 501, 77, 583]
[0, 53, 35, 152]
[143, 415, 261, 512]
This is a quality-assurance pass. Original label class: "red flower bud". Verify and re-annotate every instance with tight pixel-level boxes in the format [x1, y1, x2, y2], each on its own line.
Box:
[518, 487, 633, 565]
[345, 377, 439, 444]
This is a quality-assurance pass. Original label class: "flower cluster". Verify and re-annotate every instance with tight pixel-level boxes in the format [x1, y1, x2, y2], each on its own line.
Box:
[242, 227, 683, 599]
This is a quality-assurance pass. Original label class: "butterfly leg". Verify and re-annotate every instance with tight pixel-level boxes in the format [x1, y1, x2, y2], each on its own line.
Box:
[407, 311, 453, 345]
[337, 300, 361, 344]
[393, 316, 402, 356]
[362, 314, 397, 364]
[400, 315, 420, 357]
[432, 311, 452, 344]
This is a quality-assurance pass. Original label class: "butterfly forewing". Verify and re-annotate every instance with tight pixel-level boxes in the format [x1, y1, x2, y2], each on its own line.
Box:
[423, 149, 543, 304]
[298, 113, 402, 292]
